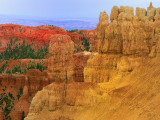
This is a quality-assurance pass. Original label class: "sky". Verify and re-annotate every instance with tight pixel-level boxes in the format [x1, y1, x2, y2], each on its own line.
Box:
[0, 0, 160, 19]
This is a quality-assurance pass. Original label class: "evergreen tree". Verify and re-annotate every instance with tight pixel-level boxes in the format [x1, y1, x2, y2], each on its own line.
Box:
[21, 111, 25, 120]
[1, 39, 49, 60]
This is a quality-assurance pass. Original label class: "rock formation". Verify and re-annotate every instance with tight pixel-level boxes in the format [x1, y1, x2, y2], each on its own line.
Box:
[77, 30, 98, 52]
[9, 86, 29, 120]
[97, 5, 160, 55]
[0, 69, 50, 119]
[48, 34, 74, 83]
[0, 29, 94, 119]
[25, 82, 108, 120]
[84, 2, 160, 84]
[25, 3, 160, 120]
[48, 34, 92, 83]
[73, 53, 91, 82]
[0, 24, 98, 53]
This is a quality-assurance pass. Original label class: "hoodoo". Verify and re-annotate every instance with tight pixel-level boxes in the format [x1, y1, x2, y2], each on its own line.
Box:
[48, 34, 74, 83]
[25, 3, 160, 120]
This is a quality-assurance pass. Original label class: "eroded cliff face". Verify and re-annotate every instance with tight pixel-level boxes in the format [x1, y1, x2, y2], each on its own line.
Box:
[26, 59, 160, 120]
[98, 4, 160, 55]
[0, 22, 97, 119]
[84, 2, 160, 83]
[48, 34, 74, 83]
[0, 24, 98, 53]
[0, 69, 51, 120]
[0, 35, 92, 119]
[25, 3, 160, 120]
[83, 3, 160, 120]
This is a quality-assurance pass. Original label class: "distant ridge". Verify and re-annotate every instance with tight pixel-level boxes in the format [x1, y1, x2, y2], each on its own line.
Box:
[0, 14, 98, 30]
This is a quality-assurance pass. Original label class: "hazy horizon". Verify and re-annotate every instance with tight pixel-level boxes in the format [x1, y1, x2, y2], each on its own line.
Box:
[0, 14, 99, 30]
[0, 0, 159, 19]
[0, 0, 159, 30]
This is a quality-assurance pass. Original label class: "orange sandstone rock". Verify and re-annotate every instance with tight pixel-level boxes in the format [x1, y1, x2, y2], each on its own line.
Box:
[25, 3, 160, 120]
[48, 34, 74, 83]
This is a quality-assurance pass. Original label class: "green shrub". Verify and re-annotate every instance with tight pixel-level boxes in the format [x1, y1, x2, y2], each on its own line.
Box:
[26, 61, 46, 72]
[78, 31, 84, 35]
[0, 90, 15, 119]
[0, 61, 8, 74]
[21, 111, 25, 120]
[0, 86, 24, 120]
[67, 29, 78, 33]
[6, 60, 46, 74]
[0, 39, 49, 60]
[81, 36, 90, 51]
[17, 86, 23, 100]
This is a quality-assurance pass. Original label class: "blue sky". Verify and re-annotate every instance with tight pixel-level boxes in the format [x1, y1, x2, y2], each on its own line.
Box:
[0, 0, 159, 18]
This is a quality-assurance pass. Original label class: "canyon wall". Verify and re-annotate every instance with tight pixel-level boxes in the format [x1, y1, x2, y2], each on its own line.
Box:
[0, 34, 91, 119]
[84, 2, 160, 83]
[0, 24, 98, 53]
[0, 20, 97, 119]
[0, 69, 51, 120]
[25, 3, 160, 120]
[97, 3, 160, 55]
